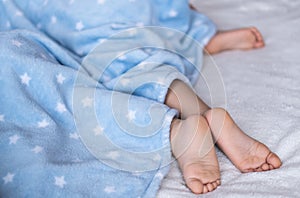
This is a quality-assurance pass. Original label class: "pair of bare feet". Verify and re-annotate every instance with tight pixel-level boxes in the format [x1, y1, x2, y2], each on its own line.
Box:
[170, 108, 282, 194]
[168, 27, 282, 194]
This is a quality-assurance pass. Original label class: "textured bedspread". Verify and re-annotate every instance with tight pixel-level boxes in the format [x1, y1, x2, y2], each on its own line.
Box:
[158, 0, 300, 197]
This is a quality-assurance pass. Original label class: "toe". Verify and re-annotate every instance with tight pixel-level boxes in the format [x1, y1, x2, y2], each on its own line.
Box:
[216, 179, 221, 186]
[212, 181, 218, 188]
[267, 152, 282, 168]
[254, 41, 265, 48]
[253, 41, 265, 48]
[206, 183, 214, 192]
[186, 179, 204, 194]
[203, 185, 208, 194]
[261, 163, 270, 171]
[255, 167, 263, 172]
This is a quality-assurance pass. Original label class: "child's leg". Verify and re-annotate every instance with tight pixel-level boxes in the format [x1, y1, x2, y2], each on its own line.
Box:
[170, 115, 220, 194]
[165, 79, 210, 119]
[166, 79, 281, 179]
[205, 27, 265, 54]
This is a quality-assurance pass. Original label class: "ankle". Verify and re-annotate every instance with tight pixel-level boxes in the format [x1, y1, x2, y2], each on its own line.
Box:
[204, 107, 229, 125]
[205, 41, 221, 55]
[204, 33, 223, 54]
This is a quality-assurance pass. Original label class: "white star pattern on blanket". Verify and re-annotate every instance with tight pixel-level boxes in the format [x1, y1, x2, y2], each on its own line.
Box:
[126, 110, 136, 121]
[169, 10, 178, 17]
[153, 154, 162, 161]
[69, 132, 80, 140]
[120, 78, 130, 86]
[104, 186, 116, 193]
[154, 172, 164, 180]
[43, 0, 48, 6]
[81, 97, 93, 107]
[56, 73, 66, 84]
[106, 151, 120, 160]
[75, 21, 84, 31]
[31, 146, 44, 154]
[0, 114, 4, 122]
[20, 73, 31, 85]
[56, 102, 67, 113]
[54, 176, 67, 188]
[3, 173, 15, 184]
[38, 119, 50, 128]
[93, 125, 104, 136]
[12, 39, 22, 47]
[51, 16, 57, 24]
[15, 11, 23, 17]
[9, 135, 20, 145]
[97, 0, 105, 5]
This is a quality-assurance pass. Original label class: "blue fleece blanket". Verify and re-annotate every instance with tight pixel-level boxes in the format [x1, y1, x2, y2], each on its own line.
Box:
[0, 0, 216, 197]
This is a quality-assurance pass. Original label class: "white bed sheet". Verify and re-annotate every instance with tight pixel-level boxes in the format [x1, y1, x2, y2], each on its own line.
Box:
[157, 0, 300, 197]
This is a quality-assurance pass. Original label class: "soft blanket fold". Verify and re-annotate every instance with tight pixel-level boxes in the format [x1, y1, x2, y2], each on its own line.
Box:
[0, 0, 216, 197]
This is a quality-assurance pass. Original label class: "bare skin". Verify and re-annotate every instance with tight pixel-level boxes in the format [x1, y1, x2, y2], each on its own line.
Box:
[205, 27, 265, 54]
[170, 115, 221, 194]
[165, 80, 282, 194]
[204, 108, 282, 172]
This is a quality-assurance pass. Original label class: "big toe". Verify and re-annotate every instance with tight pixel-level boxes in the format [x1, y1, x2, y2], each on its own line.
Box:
[267, 152, 282, 169]
[186, 178, 204, 194]
[253, 41, 265, 48]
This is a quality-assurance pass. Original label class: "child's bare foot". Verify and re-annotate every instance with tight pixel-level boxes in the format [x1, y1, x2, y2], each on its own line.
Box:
[205, 27, 265, 54]
[170, 115, 220, 194]
[204, 108, 282, 173]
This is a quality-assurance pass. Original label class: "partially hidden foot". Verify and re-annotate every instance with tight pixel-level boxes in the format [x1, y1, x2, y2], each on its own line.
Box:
[204, 108, 282, 173]
[205, 27, 265, 54]
[170, 115, 221, 194]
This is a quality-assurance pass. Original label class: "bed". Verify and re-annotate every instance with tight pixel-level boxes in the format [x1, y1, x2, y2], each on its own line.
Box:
[1, 0, 299, 197]
[158, 0, 300, 197]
